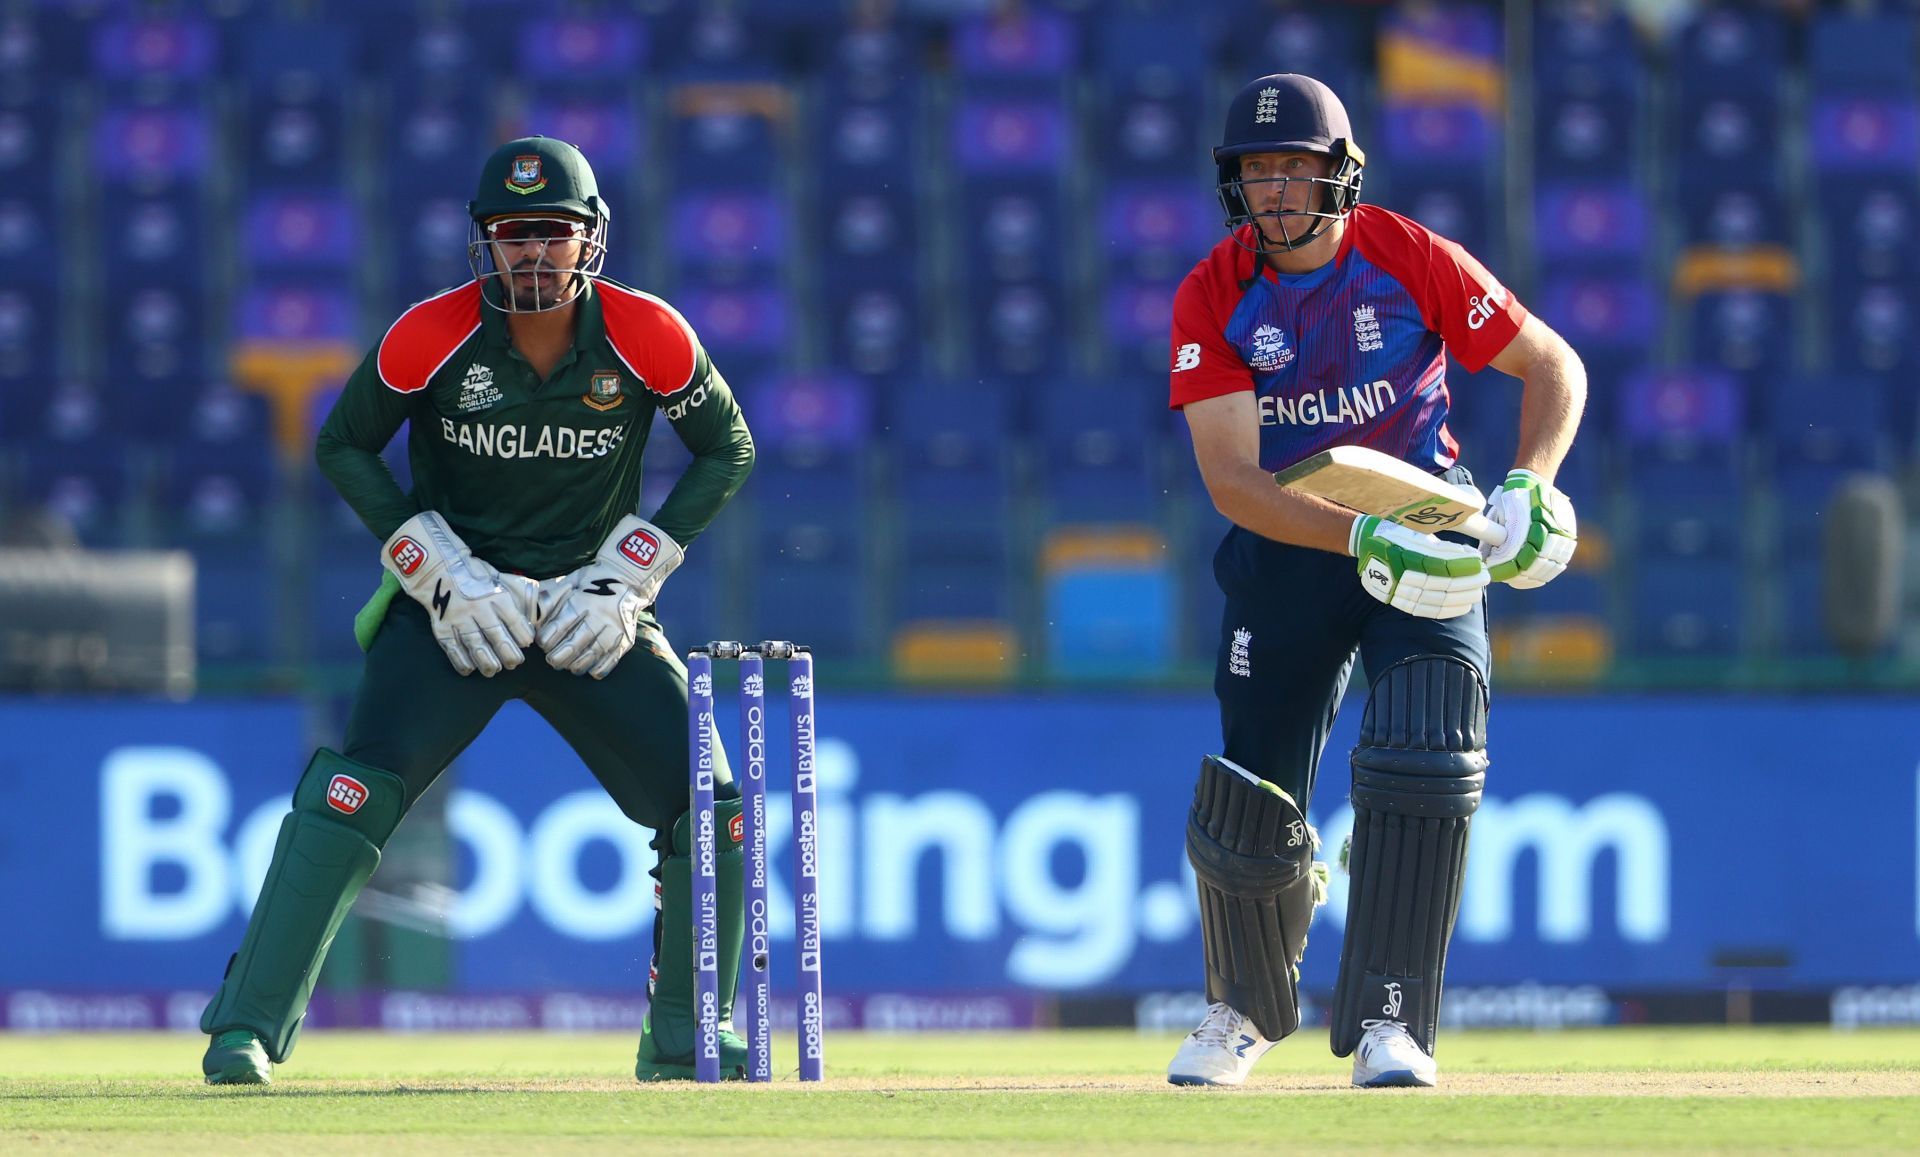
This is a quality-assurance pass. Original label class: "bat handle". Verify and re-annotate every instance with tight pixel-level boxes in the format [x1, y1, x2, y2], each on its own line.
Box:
[1462, 511, 1507, 548]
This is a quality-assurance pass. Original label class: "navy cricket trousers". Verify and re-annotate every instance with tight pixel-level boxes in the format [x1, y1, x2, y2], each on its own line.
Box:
[1209, 495, 1491, 812]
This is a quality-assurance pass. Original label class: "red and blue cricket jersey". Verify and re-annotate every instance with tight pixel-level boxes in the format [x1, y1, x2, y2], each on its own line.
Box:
[1168, 204, 1528, 474]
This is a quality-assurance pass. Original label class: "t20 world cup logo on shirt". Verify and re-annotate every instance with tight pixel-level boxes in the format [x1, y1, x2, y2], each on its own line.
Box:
[1249, 324, 1294, 372]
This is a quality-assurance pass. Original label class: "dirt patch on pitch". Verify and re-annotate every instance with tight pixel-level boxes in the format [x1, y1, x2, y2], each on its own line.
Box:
[237, 1071, 1920, 1098]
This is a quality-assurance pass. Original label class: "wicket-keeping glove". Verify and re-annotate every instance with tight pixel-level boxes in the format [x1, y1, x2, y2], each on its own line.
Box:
[1350, 514, 1489, 620]
[1480, 469, 1578, 588]
[537, 515, 685, 679]
[381, 511, 538, 677]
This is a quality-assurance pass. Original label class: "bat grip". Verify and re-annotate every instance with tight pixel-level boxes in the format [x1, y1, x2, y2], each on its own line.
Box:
[1462, 511, 1507, 547]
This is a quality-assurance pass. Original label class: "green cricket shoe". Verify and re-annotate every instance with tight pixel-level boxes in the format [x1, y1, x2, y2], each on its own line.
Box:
[203, 1029, 272, 1085]
[634, 1015, 748, 1082]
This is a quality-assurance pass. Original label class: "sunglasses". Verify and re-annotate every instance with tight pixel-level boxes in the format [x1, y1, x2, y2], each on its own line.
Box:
[485, 217, 588, 242]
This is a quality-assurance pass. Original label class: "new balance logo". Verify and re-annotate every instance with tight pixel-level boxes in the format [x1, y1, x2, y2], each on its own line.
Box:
[1173, 342, 1201, 372]
[1234, 1034, 1256, 1057]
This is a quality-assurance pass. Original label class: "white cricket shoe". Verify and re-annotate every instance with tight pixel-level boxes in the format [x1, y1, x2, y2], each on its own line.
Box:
[1166, 1002, 1277, 1086]
[1351, 1018, 1437, 1088]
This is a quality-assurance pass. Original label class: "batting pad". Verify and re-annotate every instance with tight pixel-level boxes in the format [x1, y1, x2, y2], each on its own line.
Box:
[1331, 655, 1487, 1058]
[1187, 755, 1324, 1042]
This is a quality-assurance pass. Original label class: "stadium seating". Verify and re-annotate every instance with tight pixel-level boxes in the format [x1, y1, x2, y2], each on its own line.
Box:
[0, 0, 1905, 686]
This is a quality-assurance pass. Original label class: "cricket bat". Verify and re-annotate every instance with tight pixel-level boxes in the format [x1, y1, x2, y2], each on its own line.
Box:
[1273, 445, 1507, 546]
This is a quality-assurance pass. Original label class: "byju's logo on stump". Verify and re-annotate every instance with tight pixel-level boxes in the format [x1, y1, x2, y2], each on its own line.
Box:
[507, 154, 547, 194]
[327, 774, 369, 815]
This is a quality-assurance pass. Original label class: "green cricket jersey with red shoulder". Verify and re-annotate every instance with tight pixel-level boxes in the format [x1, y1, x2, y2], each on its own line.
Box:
[316, 277, 753, 578]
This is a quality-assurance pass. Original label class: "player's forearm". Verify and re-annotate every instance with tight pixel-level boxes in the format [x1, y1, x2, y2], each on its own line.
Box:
[1510, 342, 1587, 483]
[315, 428, 420, 542]
[1208, 460, 1357, 555]
[648, 431, 754, 548]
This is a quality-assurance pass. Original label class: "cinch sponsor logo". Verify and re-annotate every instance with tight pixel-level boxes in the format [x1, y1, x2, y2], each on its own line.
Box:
[1467, 278, 1510, 331]
[326, 774, 368, 815]
[389, 537, 427, 575]
[620, 530, 659, 568]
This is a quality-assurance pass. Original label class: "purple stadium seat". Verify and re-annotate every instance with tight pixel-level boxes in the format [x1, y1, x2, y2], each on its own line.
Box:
[517, 16, 645, 78]
[952, 10, 1078, 81]
[952, 99, 1069, 175]
[234, 286, 357, 344]
[1534, 181, 1649, 268]
[1811, 97, 1920, 174]
[91, 15, 217, 86]
[93, 104, 211, 188]
[243, 193, 358, 271]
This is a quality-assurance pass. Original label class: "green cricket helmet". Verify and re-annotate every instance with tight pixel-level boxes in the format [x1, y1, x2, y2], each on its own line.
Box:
[466, 135, 611, 312]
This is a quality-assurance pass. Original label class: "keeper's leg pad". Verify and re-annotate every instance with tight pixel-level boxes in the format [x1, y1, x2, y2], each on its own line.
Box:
[645, 799, 745, 1060]
[200, 749, 407, 1063]
[1331, 655, 1486, 1058]
[1187, 755, 1327, 1042]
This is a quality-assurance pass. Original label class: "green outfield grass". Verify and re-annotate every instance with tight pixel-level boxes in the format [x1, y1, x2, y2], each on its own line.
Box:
[4, 1028, 1918, 1154]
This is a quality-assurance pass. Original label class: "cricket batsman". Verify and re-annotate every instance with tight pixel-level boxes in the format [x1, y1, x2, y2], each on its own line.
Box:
[199, 136, 757, 1083]
[1165, 75, 1585, 1087]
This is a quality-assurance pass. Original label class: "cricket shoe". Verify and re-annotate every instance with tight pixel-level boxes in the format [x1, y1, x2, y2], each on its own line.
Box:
[1351, 1019, 1436, 1088]
[634, 1016, 749, 1082]
[202, 1029, 271, 1085]
[1166, 1002, 1277, 1087]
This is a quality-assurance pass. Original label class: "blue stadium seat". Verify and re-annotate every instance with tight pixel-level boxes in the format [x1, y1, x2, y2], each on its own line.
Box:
[1684, 290, 1795, 385]
[969, 282, 1069, 380]
[387, 197, 474, 313]
[1033, 378, 1159, 524]
[1533, 274, 1656, 388]
[1672, 7, 1787, 101]
[1534, 90, 1637, 181]
[670, 191, 786, 287]
[1104, 278, 1177, 379]
[675, 287, 790, 382]
[102, 191, 206, 289]
[1104, 181, 1217, 282]
[15, 442, 132, 548]
[1533, 2, 1639, 98]
[1678, 186, 1789, 249]
[963, 179, 1064, 287]
[818, 189, 916, 285]
[1628, 557, 1745, 657]
[1809, 10, 1918, 97]
[1534, 181, 1649, 272]
[823, 285, 921, 383]
[1230, 5, 1369, 102]
[1672, 93, 1784, 204]
[1826, 179, 1920, 285]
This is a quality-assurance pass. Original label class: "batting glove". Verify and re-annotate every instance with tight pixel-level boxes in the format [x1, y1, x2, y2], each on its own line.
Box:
[537, 515, 685, 679]
[382, 511, 538, 677]
[1480, 469, 1578, 588]
[1350, 514, 1489, 619]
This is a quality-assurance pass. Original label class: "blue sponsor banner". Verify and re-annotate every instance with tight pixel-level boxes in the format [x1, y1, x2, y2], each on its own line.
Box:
[4, 694, 1917, 995]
